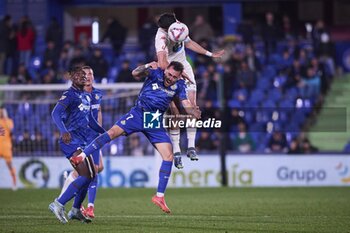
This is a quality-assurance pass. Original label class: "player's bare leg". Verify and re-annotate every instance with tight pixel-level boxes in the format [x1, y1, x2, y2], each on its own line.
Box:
[169, 101, 183, 169]
[6, 160, 17, 191]
[151, 143, 173, 214]
[186, 89, 199, 161]
[70, 125, 124, 166]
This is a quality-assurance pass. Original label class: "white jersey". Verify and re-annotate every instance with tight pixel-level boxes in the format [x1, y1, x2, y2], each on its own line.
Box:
[155, 28, 196, 89]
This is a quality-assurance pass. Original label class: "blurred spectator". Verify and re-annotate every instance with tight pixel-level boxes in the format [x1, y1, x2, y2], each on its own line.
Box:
[229, 108, 245, 127]
[45, 17, 62, 49]
[33, 131, 48, 152]
[281, 15, 297, 39]
[232, 122, 255, 153]
[266, 131, 288, 153]
[80, 36, 92, 58]
[139, 15, 158, 61]
[190, 15, 214, 42]
[43, 40, 59, 69]
[14, 63, 32, 84]
[17, 130, 34, 152]
[245, 45, 261, 72]
[196, 131, 217, 152]
[262, 12, 280, 62]
[17, 20, 35, 67]
[116, 60, 133, 82]
[125, 134, 145, 156]
[194, 39, 212, 68]
[200, 100, 216, 120]
[0, 15, 12, 74]
[302, 66, 321, 98]
[62, 40, 75, 60]
[222, 63, 234, 99]
[88, 48, 109, 82]
[6, 25, 17, 75]
[279, 49, 293, 71]
[287, 138, 302, 154]
[236, 60, 256, 90]
[58, 49, 70, 73]
[69, 47, 87, 70]
[300, 138, 318, 154]
[237, 19, 254, 45]
[101, 17, 127, 56]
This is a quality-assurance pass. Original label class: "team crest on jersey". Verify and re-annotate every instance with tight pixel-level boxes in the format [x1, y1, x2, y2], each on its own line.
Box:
[121, 120, 126, 125]
[59, 95, 66, 100]
[95, 94, 100, 100]
[170, 84, 177, 90]
[152, 83, 159, 90]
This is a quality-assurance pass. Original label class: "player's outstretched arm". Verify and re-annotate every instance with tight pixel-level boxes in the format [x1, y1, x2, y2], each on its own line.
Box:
[181, 99, 201, 119]
[51, 103, 71, 144]
[185, 39, 225, 58]
[132, 61, 158, 80]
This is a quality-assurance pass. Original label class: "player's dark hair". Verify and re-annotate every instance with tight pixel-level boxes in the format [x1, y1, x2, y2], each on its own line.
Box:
[82, 65, 92, 70]
[68, 66, 84, 79]
[158, 12, 177, 30]
[168, 61, 184, 74]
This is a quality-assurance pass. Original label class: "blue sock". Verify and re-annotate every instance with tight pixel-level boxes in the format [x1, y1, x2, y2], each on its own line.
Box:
[88, 176, 98, 205]
[57, 176, 90, 205]
[84, 132, 111, 156]
[73, 183, 89, 209]
[157, 160, 172, 194]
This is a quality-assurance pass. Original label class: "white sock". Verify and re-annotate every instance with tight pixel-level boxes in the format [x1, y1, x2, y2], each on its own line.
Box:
[187, 127, 197, 148]
[156, 192, 164, 197]
[88, 203, 94, 208]
[59, 171, 76, 198]
[170, 129, 181, 154]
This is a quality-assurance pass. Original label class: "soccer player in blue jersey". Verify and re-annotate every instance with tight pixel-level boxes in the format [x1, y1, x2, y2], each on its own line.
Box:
[58, 66, 104, 219]
[49, 67, 105, 223]
[70, 61, 201, 214]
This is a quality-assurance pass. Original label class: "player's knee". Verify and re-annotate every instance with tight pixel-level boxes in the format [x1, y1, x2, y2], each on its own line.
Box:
[74, 156, 96, 179]
[163, 153, 174, 161]
[108, 125, 123, 139]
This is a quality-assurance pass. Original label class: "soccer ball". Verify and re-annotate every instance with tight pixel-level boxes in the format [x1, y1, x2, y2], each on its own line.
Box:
[168, 22, 189, 43]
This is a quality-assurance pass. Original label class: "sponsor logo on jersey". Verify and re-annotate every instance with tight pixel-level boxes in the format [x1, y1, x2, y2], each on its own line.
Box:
[78, 103, 90, 111]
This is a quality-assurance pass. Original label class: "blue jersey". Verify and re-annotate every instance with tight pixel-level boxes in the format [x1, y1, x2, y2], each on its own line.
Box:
[86, 88, 103, 143]
[90, 87, 103, 120]
[136, 68, 187, 113]
[54, 87, 93, 145]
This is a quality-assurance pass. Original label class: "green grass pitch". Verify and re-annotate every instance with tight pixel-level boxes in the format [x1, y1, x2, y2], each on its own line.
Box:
[0, 187, 349, 233]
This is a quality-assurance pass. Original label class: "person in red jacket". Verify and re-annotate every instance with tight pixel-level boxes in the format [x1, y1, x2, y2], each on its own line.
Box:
[17, 20, 35, 67]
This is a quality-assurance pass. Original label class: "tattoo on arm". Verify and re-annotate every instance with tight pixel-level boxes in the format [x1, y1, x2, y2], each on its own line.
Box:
[132, 65, 150, 79]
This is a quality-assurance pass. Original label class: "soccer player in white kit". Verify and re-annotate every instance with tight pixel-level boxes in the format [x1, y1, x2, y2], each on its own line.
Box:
[155, 13, 224, 169]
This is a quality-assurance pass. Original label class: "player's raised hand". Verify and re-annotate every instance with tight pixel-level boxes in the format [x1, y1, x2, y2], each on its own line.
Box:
[212, 49, 225, 58]
[181, 71, 194, 84]
[191, 106, 201, 119]
[62, 132, 71, 144]
[0, 126, 4, 136]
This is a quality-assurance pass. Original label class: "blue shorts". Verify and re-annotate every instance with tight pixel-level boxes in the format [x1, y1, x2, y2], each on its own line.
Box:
[59, 141, 84, 159]
[115, 106, 171, 145]
[59, 141, 100, 166]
